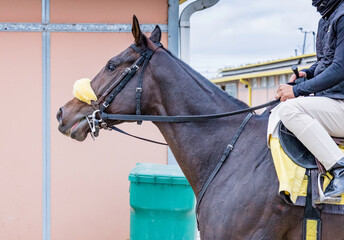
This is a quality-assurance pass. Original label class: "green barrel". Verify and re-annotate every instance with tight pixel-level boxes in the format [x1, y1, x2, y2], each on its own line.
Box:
[129, 163, 196, 240]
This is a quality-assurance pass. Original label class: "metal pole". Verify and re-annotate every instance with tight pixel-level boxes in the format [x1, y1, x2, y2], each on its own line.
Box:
[42, 0, 51, 239]
[313, 31, 316, 53]
[179, 0, 219, 63]
[302, 31, 307, 55]
[168, 0, 179, 165]
[299, 28, 314, 55]
[168, 0, 179, 57]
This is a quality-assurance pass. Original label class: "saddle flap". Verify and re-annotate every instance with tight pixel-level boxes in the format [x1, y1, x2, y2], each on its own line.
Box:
[277, 121, 318, 169]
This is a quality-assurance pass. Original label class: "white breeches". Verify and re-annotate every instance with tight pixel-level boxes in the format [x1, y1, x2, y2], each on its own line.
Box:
[278, 96, 344, 170]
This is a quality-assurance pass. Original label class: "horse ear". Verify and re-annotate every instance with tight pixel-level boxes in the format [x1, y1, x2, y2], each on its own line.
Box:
[132, 15, 147, 46]
[149, 25, 161, 43]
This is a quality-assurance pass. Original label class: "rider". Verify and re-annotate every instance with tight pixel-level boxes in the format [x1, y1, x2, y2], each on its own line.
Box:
[276, 0, 344, 198]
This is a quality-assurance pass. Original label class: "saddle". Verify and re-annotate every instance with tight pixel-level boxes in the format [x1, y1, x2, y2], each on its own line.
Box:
[276, 122, 344, 240]
[278, 122, 317, 170]
[278, 121, 344, 204]
[278, 121, 344, 170]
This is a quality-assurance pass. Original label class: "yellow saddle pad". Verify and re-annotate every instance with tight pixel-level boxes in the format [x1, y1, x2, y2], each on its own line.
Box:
[270, 137, 344, 204]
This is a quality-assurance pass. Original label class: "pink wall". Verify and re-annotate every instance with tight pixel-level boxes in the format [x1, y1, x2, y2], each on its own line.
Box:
[0, 0, 41, 22]
[50, 0, 168, 24]
[1, 0, 170, 239]
[51, 32, 168, 240]
[0, 32, 42, 240]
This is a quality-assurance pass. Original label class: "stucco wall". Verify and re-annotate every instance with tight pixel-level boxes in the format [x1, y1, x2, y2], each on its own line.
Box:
[0, 31, 43, 240]
[0, 0, 170, 239]
[51, 32, 168, 240]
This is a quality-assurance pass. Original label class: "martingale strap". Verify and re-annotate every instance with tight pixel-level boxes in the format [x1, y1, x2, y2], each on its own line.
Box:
[195, 113, 253, 228]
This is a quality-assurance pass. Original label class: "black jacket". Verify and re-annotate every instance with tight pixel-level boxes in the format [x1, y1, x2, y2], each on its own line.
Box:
[294, 2, 344, 99]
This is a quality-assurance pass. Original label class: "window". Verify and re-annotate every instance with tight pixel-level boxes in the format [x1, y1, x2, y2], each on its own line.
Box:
[268, 76, 275, 87]
[260, 77, 267, 87]
[279, 74, 287, 84]
[251, 78, 258, 88]
[225, 83, 238, 98]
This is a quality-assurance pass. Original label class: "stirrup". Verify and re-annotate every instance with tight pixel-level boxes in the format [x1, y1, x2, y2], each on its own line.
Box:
[314, 173, 342, 204]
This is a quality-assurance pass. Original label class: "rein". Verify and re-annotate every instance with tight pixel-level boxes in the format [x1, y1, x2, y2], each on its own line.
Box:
[85, 41, 280, 141]
[101, 99, 279, 123]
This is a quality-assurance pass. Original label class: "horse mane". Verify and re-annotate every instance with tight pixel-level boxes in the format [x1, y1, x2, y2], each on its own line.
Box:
[162, 47, 249, 110]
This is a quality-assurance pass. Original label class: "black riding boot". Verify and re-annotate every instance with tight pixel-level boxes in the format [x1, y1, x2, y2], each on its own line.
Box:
[324, 157, 344, 197]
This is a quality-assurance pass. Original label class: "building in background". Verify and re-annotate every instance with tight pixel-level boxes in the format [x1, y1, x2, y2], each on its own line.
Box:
[211, 53, 316, 109]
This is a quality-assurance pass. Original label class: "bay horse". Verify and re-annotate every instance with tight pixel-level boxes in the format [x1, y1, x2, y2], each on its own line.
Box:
[57, 16, 344, 239]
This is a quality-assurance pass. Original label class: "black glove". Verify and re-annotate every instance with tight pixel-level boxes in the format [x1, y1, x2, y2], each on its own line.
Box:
[287, 77, 307, 86]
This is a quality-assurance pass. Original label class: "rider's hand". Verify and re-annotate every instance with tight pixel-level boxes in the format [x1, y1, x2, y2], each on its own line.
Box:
[276, 84, 295, 102]
[288, 71, 307, 83]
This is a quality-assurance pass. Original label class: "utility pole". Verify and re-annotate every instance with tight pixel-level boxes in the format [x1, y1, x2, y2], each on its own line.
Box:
[298, 28, 315, 55]
[312, 31, 316, 53]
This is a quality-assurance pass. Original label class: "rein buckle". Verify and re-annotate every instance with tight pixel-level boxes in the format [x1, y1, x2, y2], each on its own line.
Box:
[132, 65, 139, 71]
[103, 102, 109, 108]
[125, 67, 131, 73]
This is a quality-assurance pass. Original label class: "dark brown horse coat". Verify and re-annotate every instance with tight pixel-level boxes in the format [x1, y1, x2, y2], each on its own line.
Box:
[57, 16, 344, 239]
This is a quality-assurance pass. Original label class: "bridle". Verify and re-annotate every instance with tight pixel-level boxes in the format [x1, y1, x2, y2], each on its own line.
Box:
[86, 41, 161, 139]
[85, 41, 279, 140]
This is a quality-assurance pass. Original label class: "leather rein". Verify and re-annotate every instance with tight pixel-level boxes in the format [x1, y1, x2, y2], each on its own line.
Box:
[86, 42, 280, 142]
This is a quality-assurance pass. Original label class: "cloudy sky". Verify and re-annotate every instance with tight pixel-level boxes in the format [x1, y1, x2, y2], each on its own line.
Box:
[180, 0, 321, 78]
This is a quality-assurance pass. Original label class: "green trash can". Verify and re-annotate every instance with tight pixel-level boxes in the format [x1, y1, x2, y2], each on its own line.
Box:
[129, 163, 196, 240]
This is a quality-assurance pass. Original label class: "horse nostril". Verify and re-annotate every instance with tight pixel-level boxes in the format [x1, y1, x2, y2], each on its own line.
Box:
[57, 108, 63, 121]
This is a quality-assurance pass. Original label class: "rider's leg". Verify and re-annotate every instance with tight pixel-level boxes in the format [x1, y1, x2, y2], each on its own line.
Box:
[278, 96, 344, 197]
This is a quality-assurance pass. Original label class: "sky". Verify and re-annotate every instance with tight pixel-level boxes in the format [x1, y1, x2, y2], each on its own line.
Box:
[180, 0, 321, 79]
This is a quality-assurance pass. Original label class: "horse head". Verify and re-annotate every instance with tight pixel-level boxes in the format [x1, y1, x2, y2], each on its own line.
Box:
[57, 16, 162, 141]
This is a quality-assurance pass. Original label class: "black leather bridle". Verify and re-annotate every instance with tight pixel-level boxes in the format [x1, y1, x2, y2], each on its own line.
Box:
[86, 43, 160, 139]
[86, 42, 279, 140]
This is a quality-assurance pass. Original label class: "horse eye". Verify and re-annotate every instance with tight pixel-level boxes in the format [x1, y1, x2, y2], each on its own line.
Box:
[106, 63, 116, 71]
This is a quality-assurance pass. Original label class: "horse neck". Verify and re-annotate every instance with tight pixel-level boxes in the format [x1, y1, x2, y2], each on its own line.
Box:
[146, 50, 249, 196]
